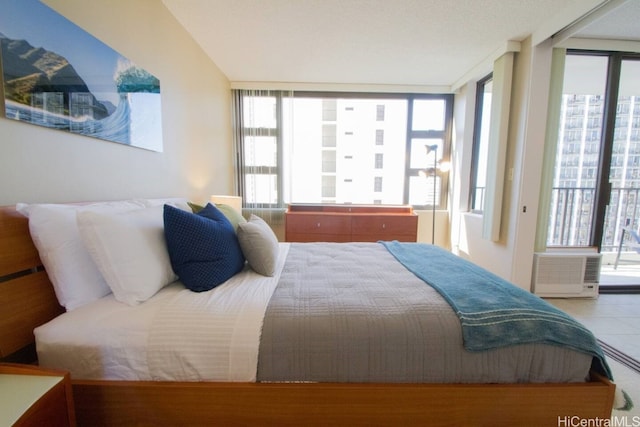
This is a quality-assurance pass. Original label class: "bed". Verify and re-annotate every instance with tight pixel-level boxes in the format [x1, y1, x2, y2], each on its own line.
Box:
[0, 200, 616, 426]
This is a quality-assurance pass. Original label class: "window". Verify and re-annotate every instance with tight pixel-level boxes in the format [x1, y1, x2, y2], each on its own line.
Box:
[322, 176, 336, 198]
[406, 98, 450, 207]
[374, 153, 384, 169]
[322, 124, 336, 147]
[322, 150, 336, 173]
[322, 99, 337, 121]
[235, 92, 280, 208]
[374, 176, 383, 192]
[233, 91, 453, 209]
[470, 74, 493, 212]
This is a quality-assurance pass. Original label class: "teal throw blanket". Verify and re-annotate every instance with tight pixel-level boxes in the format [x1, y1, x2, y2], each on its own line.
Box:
[381, 241, 612, 380]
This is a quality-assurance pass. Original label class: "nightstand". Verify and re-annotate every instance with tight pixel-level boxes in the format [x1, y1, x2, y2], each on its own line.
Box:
[0, 363, 76, 427]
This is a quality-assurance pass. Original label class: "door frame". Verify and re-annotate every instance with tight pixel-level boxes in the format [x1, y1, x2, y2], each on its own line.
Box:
[591, 52, 622, 250]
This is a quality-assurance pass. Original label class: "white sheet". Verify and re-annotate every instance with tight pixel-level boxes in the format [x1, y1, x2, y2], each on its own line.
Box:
[35, 244, 290, 381]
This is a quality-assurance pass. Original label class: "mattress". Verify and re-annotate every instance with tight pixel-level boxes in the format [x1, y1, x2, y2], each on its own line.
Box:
[35, 242, 593, 383]
[35, 245, 290, 381]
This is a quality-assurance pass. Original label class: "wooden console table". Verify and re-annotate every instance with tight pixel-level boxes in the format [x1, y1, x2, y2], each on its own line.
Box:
[285, 204, 418, 242]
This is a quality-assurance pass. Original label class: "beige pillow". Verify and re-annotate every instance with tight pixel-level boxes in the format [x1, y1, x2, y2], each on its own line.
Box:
[237, 215, 279, 276]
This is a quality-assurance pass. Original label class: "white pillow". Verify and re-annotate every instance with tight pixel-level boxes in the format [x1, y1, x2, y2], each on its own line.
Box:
[16, 200, 146, 311]
[77, 206, 177, 306]
[139, 197, 191, 211]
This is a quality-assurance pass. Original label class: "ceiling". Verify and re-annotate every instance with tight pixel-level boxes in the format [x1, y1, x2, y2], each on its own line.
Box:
[571, 0, 640, 41]
[161, 0, 640, 90]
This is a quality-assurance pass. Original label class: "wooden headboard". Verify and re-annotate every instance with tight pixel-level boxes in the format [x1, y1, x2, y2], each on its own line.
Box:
[0, 206, 63, 362]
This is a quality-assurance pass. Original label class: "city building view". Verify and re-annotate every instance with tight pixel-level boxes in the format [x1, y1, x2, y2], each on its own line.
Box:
[240, 92, 449, 210]
[548, 93, 640, 253]
[287, 97, 409, 205]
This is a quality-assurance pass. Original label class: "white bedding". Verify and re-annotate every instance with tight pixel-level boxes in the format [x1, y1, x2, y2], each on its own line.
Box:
[35, 244, 290, 381]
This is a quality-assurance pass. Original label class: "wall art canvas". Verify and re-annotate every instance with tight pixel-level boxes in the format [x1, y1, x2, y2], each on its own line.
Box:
[0, 0, 163, 151]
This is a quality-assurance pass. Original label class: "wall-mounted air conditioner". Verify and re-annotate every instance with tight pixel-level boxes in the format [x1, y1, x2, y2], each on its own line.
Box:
[532, 252, 601, 298]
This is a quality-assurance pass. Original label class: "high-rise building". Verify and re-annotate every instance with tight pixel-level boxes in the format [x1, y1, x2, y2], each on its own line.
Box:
[548, 94, 640, 249]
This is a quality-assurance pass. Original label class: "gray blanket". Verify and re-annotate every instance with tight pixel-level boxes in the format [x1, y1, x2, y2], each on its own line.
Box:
[257, 243, 592, 383]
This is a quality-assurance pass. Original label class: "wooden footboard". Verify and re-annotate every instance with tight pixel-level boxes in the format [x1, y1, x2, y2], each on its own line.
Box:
[0, 205, 616, 426]
[72, 373, 615, 426]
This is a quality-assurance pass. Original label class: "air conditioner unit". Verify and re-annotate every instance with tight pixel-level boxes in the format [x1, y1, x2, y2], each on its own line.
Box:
[532, 252, 601, 298]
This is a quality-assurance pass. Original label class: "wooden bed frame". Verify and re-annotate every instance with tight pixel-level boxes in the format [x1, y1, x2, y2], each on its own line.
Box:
[0, 204, 616, 426]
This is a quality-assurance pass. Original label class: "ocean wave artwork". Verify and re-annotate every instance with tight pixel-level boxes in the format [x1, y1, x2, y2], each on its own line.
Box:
[0, 0, 163, 152]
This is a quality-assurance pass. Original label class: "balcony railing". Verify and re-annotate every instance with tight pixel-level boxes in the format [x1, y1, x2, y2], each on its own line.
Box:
[548, 186, 640, 252]
[548, 187, 594, 247]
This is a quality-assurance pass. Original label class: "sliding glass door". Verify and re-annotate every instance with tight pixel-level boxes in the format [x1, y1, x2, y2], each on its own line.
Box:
[547, 53, 607, 248]
[601, 57, 640, 285]
[547, 51, 640, 286]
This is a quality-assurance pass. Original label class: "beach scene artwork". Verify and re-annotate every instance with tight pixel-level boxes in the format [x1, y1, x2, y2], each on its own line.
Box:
[0, 0, 162, 151]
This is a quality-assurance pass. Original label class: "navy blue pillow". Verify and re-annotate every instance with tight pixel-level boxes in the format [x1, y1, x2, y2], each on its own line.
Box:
[163, 203, 245, 292]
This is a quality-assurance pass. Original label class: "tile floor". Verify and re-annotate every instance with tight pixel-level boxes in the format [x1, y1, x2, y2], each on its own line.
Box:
[600, 259, 640, 286]
[546, 294, 640, 419]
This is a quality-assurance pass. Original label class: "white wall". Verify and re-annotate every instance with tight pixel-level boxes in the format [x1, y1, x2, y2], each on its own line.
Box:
[0, 0, 233, 205]
[451, 37, 554, 289]
[450, 67, 517, 281]
[508, 39, 555, 288]
[415, 210, 450, 248]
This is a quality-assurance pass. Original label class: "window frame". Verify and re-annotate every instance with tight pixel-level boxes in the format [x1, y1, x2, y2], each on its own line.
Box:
[234, 90, 453, 210]
[469, 73, 493, 213]
[404, 94, 454, 210]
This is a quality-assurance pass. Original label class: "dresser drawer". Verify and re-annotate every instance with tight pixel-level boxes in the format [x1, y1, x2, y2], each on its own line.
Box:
[286, 214, 351, 235]
[285, 232, 352, 243]
[351, 215, 417, 241]
[351, 215, 416, 235]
